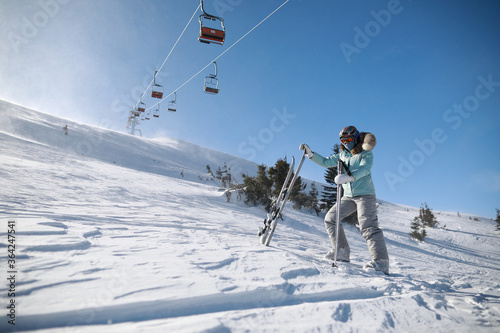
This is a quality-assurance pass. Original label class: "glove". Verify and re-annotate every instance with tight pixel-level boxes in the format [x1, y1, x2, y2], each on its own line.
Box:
[335, 174, 354, 185]
[299, 143, 314, 159]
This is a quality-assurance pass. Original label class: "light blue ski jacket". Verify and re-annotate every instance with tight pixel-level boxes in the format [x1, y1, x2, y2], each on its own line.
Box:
[310, 149, 375, 197]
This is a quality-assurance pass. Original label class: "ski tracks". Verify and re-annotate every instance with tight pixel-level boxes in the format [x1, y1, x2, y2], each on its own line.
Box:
[3, 215, 500, 332]
[1, 201, 498, 332]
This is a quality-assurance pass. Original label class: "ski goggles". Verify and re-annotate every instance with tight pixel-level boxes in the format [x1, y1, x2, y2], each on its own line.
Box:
[340, 137, 355, 144]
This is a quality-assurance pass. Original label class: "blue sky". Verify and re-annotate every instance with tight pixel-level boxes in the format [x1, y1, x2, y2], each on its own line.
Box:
[1, 0, 499, 219]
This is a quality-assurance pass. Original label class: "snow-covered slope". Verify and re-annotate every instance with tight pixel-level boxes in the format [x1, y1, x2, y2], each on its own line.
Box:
[0, 100, 258, 184]
[1, 100, 499, 332]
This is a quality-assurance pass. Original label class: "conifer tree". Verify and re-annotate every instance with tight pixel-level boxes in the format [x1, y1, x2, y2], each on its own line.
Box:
[256, 164, 272, 199]
[206, 164, 214, 178]
[321, 167, 337, 210]
[306, 182, 320, 215]
[268, 158, 291, 198]
[409, 203, 438, 241]
[420, 202, 439, 228]
[409, 215, 427, 241]
[495, 208, 500, 231]
[241, 164, 271, 209]
[241, 156, 312, 212]
[320, 144, 341, 210]
[216, 167, 223, 180]
[289, 174, 306, 202]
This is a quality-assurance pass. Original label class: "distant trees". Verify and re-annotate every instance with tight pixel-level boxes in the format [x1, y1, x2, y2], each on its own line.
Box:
[207, 148, 354, 216]
[410, 203, 439, 241]
[267, 158, 291, 198]
[236, 143, 355, 217]
[320, 167, 337, 210]
[495, 209, 500, 231]
[320, 144, 341, 210]
[242, 164, 272, 209]
[206, 163, 238, 202]
[305, 182, 321, 215]
[206, 164, 215, 178]
[410, 215, 427, 242]
[420, 203, 439, 228]
[240, 157, 318, 213]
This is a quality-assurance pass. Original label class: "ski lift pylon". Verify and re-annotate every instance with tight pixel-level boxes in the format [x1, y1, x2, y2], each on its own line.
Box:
[198, 0, 225, 45]
[168, 92, 177, 112]
[204, 61, 219, 94]
[151, 71, 163, 99]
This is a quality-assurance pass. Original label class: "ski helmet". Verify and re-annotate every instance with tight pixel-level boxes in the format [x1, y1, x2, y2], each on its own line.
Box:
[339, 126, 360, 140]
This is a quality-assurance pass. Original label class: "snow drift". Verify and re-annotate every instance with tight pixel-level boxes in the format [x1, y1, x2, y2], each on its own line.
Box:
[1, 100, 499, 332]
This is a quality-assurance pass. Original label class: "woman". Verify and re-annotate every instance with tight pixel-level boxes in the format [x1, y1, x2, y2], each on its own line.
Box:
[300, 126, 389, 274]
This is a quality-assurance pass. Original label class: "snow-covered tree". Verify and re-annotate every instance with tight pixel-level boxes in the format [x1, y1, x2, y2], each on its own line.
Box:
[306, 182, 320, 215]
[410, 215, 427, 242]
[410, 203, 438, 241]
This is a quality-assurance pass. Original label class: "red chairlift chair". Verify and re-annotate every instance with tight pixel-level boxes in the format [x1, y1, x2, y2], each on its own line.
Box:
[138, 101, 146, 112]
[198, 0, 225, 45]
[151, 71, 163, 99]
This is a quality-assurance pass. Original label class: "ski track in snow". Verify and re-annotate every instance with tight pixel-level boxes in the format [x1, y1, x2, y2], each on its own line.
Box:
[1, 100, 500, 332]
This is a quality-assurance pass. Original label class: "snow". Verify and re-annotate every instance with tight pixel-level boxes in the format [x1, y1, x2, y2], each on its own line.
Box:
[1, 99, 500, 332]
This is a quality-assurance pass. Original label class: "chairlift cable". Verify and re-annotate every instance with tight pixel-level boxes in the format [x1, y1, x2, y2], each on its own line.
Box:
[133, 3, 201, 109]
[158, 3, 201, 75]
[145, 0, 291, 112]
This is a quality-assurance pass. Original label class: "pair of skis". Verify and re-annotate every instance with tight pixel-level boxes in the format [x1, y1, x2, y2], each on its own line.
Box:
[258, 152, 306, 246]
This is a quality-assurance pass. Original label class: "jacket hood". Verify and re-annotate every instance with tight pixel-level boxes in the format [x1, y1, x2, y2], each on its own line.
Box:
[340, 132, 376, 155]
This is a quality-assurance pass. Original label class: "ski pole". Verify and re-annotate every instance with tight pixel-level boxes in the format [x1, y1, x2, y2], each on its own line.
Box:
[333, 159, 343, 267]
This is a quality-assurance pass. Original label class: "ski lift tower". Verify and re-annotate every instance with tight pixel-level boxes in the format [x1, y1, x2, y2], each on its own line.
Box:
[127, 117, 142, 136]
[127, 107, 142, 136]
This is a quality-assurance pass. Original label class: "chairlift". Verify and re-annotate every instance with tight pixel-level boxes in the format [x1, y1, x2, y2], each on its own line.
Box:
[129, 107, 139, 118]
[145, 110, 151, 120]
[153, 105, 160, 118]
[204, 61, 219, 94]
[151, 71, 163, 99]
[168, 92, 177, 112]
[198, 0, 225, 45]
[140, 111, 146, 121]
[138, 101, 146, 112]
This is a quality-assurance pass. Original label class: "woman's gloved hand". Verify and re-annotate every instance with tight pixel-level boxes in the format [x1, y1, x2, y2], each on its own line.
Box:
[299, 143, 314, 159]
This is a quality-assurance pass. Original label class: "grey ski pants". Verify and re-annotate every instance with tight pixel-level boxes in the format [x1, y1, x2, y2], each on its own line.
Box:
[324, 195, 389, 262]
